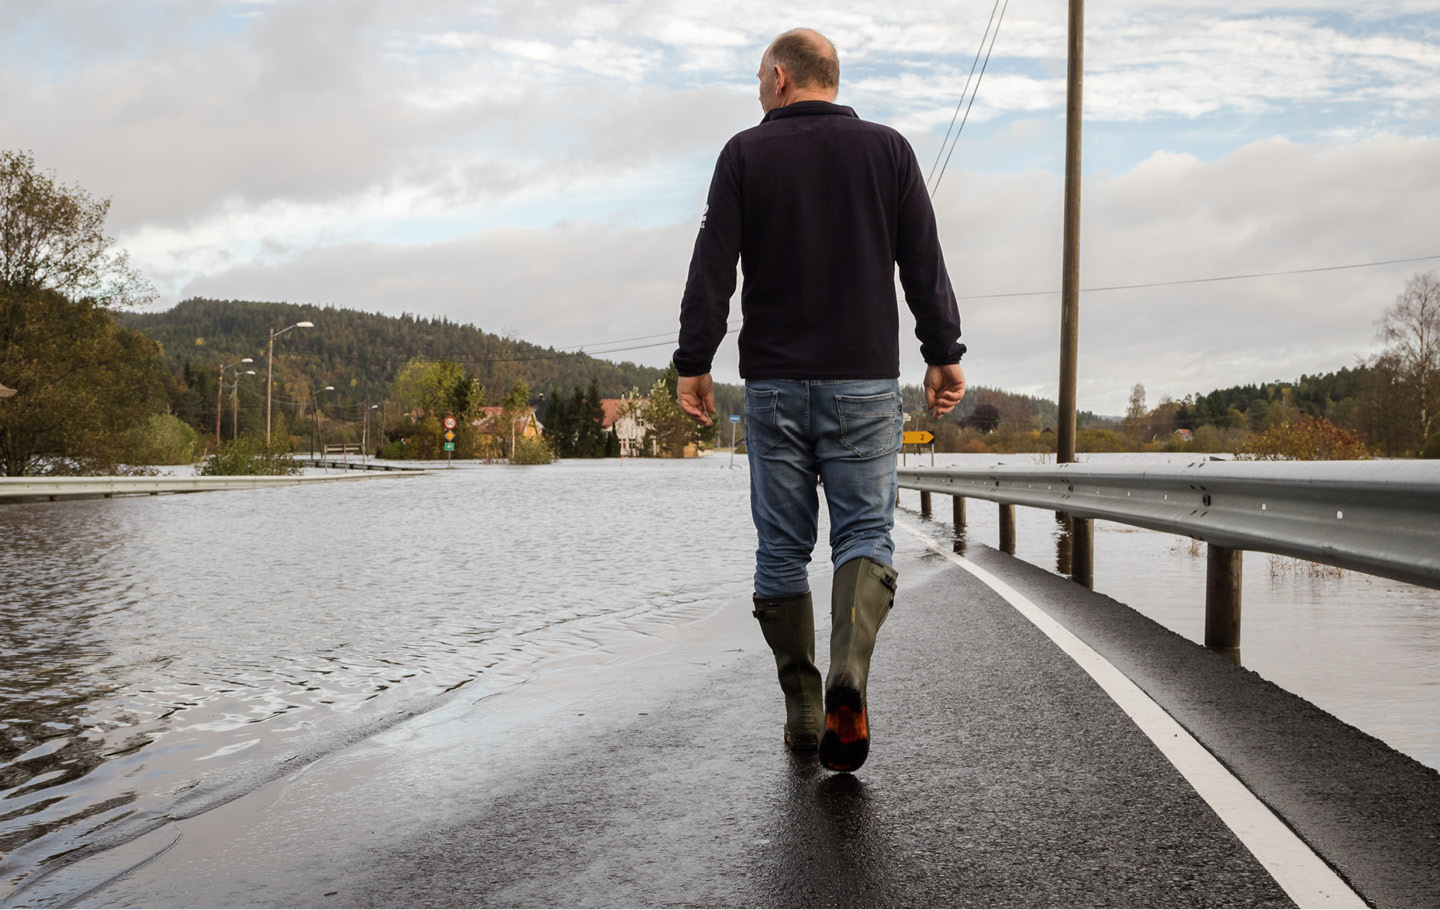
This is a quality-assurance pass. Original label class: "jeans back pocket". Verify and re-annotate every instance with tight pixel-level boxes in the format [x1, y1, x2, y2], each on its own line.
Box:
[744, 388, 781, 456]
[836, 392, 901, 458]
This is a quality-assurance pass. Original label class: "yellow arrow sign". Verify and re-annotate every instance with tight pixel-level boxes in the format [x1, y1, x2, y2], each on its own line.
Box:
[903, 431, 934, 445]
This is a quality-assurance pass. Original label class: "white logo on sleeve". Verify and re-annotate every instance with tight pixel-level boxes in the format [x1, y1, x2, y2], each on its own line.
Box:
[700, 204, 708, 229]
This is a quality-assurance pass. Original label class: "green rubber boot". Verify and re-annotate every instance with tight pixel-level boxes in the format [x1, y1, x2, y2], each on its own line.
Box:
[752, 592, 824, 751]
[819, 557, 898, 772]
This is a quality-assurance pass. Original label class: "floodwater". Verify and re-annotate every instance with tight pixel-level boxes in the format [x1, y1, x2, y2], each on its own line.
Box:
[1, 454, 1437, 904]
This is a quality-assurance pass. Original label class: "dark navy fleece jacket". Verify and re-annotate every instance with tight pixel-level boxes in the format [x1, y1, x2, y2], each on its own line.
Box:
[673, 101, 965, 380]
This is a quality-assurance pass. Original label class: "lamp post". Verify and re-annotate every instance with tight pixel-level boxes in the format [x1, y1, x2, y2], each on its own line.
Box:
[230, 369, 256, 441]
[266, 321, 314, 444]
[365, 403, 379, 465]
[311, 385, 334, 459]
[217, 358, 255, 444]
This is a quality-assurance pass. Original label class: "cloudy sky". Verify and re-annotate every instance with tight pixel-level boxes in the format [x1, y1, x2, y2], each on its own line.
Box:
[4, 0, 1437, 414]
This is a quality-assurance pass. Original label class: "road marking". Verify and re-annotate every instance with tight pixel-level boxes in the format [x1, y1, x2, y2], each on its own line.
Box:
[896, 521, 1365, 910]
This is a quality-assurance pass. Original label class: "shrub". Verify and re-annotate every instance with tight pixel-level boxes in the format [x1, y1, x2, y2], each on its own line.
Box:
[198, 435, 303, 475]
[379, 438, 416, 459]
[1241, 416, 1371, 461]
[1421, 433, 1440, 459]
[511, 436, 553, 465]
[124, 413, 201, 465]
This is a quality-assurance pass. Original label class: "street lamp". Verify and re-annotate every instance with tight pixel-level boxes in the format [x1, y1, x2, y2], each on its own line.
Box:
[364, 403, 379, 465]
[217, 358, 254, 444]
[229, 369, 257, 441]
[311, 385, 334, 459]
[266, 321, 314, 444]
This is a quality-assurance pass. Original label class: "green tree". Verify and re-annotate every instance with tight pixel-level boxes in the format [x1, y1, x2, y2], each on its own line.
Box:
[0, 151, 167, 475]
[543, 386, 575, 457]
[391, 358, 469, 417]
[1, 150, 152, 307]
[967, 402, 1001, 434]
[1, 288, 168, 475]
[643, 364, 711, 457]
[574, 378, 606, 457]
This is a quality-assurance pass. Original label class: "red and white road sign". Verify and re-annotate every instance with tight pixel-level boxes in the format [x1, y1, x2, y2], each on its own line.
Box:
[443, 417, 457, 430]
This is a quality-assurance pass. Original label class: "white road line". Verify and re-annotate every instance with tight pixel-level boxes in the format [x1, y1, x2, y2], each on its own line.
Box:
[896, 520, 1365, 910]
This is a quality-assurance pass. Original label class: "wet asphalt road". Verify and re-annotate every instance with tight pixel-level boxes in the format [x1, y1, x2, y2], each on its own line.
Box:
[55, 525, 1440, 909]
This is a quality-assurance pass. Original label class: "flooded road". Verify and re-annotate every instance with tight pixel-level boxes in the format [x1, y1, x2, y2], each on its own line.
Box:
[2, 454, 1437, 904]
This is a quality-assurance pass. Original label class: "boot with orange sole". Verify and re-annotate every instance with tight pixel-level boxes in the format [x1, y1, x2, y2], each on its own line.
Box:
[819, 557, 897, 772]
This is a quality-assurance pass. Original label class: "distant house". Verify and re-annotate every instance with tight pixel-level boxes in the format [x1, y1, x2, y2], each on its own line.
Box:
[1173, 428, 1194, 442]
[474, 406, 543, 453]
[600, 397, 652, 457]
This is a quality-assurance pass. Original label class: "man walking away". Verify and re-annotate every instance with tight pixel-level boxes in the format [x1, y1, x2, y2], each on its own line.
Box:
[674, 28, 966, 772]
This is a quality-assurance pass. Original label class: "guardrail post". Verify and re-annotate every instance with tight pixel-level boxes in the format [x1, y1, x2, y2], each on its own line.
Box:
[999, 503, 1016, 554]
[1205, 544, 1243, 659]
[1072, 517, 1094, 589]
[952, 495, 967, 555]
[920, 490, 932, 518]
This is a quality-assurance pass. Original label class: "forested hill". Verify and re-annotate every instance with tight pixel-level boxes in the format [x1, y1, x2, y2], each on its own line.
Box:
[121, 298, 671, 405]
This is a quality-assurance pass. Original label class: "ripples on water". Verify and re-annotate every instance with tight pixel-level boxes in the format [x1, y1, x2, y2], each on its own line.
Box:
[0, 459, 760, 902]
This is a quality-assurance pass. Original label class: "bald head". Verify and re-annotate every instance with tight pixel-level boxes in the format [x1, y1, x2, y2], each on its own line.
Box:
[757, 28, 839, 112]
[765, 29, 839, 91]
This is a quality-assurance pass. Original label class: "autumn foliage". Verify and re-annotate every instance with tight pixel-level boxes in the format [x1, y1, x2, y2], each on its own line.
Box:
[1242, 416, 1371, 461]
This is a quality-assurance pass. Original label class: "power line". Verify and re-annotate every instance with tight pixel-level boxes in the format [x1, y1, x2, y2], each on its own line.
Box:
[927, 0, 1003, 192]
[929, 0, 1009, 197]
[955, 254, 1440, 300]
[554, 319, 742, 356]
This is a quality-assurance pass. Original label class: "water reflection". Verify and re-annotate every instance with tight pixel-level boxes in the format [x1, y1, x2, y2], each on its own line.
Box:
[754, 755, 885, 906]
[1053, 513, 1073, 577]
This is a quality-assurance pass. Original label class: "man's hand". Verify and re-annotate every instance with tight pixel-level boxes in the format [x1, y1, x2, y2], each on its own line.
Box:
[678, 372, 716, 426]
[924, 363, 967, 416]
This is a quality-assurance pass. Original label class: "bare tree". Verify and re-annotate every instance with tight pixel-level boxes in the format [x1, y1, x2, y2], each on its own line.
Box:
[1122, 383, 1146, 445]
[1375, 271, 1440, 447]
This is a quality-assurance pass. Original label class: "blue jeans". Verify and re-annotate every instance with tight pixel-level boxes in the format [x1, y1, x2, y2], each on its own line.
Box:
[745, 379, 902, 599]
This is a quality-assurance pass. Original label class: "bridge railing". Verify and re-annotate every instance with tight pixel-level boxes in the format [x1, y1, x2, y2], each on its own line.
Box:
[898, 460, 1440, 653]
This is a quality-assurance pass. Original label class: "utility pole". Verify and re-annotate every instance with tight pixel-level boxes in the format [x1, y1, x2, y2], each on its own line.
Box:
[1057, 0, 1091, 585]
[217, 365, 225, 446]
[1058, 0, 1084, 465]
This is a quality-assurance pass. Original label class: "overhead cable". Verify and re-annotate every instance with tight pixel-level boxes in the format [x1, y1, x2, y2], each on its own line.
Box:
[929, 0, 1009, 197]
[954, 254, 1440, 300]
[927, 0, 1003, 191]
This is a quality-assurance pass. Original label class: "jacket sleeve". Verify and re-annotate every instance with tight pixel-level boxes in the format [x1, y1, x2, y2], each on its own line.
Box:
[893, 138, 966, 365]
[673, 142, 742, 377]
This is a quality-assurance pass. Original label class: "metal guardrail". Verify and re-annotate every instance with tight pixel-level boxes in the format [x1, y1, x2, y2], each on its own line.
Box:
[899, 461, 1440, 590]
[0, 472, 423, 503]
[305, 459, 419, 472]
[899, 460, 1440, 652]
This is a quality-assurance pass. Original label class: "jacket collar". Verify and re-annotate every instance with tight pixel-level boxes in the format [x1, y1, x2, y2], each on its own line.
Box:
[761, 100, 858, 124]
